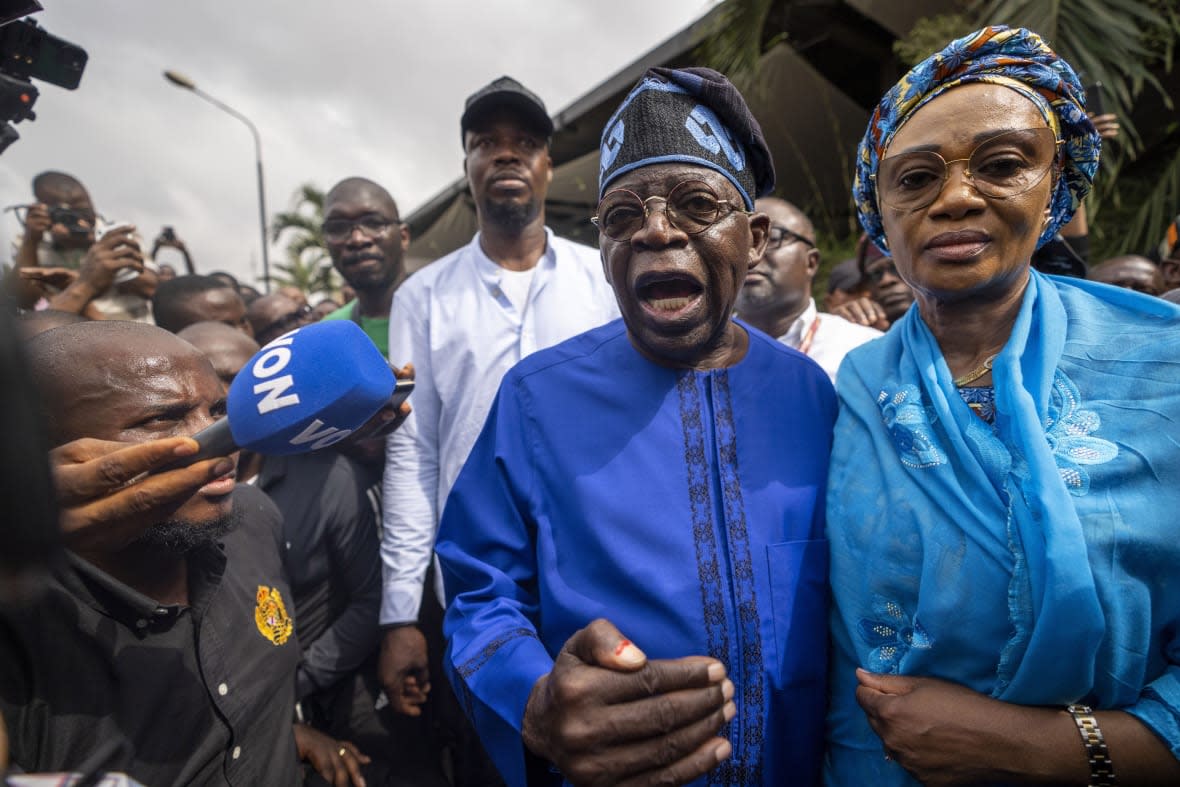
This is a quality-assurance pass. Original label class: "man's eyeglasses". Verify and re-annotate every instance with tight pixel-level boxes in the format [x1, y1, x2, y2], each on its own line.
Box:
[873, 127, 1061, 212]
[321, 215, 399, 243]
[257, 304, 312, 342]
[592, 180, 750, 242]
[767, 225, 815, 251]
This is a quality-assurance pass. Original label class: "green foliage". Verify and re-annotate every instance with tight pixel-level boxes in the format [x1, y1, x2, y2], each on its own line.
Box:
[812, 230, 863, 302]
[269, 183, 338, 297]
[695, 0, 780, 90]
[969, 0, 1180, 256]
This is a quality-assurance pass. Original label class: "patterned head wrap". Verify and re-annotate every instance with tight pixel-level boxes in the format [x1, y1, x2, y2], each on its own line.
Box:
[853, 25, 1100, 255]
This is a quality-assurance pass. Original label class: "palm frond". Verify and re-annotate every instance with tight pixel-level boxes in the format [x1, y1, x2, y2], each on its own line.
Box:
[694, 0, 778, 89]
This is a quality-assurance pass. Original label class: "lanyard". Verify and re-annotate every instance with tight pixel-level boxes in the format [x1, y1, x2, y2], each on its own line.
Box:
[798, 316, 821, 356]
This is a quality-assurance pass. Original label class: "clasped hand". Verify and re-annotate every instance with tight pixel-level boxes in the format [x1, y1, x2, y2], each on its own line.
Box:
[522, 618, 735, 787]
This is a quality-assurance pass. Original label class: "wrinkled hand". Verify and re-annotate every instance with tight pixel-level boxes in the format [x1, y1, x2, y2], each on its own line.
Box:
[22, 202, 51, 239]
[856, 669, 1029, 787]
[18, 266, 77, 293]
[51, 436, 234, 554]
[76, 225, 144, 292]
[115, 264, 158, 298]
[830, 297, 889, 331]
[378, 625, 430, 716]
[522, 618, 734, 787]
[294, 723, 370, 787]
[1089, 112, 1120, 141]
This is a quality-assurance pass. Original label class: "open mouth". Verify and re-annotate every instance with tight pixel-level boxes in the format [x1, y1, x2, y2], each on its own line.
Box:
[636, 275, 704, 315]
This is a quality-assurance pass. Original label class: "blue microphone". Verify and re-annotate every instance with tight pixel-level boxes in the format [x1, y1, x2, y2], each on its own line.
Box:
[171, 320, 395, 464]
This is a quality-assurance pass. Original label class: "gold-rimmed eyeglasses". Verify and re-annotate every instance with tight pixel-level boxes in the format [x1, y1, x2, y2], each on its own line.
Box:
[592, 180, 750, 242]
[873, 127, 1062, 212]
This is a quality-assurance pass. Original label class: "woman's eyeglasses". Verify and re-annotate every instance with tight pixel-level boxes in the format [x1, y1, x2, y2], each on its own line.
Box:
[592, 180, 750, 242]
[873, 127, 1061, 212]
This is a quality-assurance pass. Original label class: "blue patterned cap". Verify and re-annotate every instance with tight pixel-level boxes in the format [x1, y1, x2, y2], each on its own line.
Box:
[853, 26, 1100, 255]
[598, 67, 775, 210]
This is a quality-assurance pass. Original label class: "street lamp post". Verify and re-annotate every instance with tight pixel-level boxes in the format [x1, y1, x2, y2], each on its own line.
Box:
[164, 69, 271, 292]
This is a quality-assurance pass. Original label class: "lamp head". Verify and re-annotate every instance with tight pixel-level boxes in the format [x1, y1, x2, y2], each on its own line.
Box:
[164, 70, 195, 90]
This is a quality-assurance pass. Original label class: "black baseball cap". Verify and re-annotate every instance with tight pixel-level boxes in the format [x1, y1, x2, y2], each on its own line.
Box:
[460, 76, 554, 146]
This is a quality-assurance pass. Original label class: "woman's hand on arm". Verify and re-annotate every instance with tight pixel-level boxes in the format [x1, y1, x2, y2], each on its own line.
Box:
[856, 669, 1180, 786]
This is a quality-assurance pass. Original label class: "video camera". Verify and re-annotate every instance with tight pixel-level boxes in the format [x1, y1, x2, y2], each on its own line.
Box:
[0, 3, 87, 154]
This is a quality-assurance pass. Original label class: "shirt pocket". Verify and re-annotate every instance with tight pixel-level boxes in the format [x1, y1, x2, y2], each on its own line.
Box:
[765, 538, 829, 687]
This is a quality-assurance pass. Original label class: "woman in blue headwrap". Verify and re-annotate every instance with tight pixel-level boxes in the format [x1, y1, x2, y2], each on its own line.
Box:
[826, 26, 1180, 786]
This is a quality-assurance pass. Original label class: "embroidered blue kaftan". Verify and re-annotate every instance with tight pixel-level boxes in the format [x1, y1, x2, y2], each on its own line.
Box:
[826, 272, 1180, 785]
[437, 319, 836, 786]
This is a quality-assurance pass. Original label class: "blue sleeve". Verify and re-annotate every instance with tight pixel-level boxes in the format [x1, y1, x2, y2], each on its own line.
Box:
[1125, 663, 1180, 758]
[435, 376, 555, 786]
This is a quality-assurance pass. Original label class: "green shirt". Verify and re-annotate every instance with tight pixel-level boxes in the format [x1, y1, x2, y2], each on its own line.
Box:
[322, 302, 389, 356]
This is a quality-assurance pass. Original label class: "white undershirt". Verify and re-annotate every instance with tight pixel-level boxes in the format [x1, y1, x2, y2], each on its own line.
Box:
[497, 265, 537, 315]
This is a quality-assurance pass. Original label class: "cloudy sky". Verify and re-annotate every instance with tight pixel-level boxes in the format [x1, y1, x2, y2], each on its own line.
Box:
[0, 0, 712, 286]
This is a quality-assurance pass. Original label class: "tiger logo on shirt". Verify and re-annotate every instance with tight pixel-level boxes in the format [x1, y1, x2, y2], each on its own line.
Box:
[254, 585, 293, 646]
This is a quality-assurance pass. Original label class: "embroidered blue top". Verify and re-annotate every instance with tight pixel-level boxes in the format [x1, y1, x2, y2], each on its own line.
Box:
[825, 272, 1180, 785]
[436, 319, 836, 786]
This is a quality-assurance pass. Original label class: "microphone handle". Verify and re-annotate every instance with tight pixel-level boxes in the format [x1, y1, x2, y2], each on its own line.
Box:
[154, 417, 237, 473]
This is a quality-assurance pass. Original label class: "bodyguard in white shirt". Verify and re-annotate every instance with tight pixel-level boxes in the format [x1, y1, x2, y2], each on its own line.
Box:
[735, 197, 881, 381]
[379, 77, 618, 724]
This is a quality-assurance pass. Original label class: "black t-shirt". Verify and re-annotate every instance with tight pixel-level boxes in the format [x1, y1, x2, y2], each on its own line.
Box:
[258, 451, 382, 700]
[0, 484, 301, 786]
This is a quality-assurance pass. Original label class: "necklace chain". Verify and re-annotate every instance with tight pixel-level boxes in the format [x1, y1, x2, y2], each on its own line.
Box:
[953, 354, 998, 387]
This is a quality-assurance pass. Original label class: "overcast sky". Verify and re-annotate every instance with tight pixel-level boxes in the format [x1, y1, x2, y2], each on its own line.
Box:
[0, 0, 712, 287]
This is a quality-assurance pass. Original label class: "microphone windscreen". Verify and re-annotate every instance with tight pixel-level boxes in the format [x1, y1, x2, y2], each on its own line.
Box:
[226, 321, 394, 455]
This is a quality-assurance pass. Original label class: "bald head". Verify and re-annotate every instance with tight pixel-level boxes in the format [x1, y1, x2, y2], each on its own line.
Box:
[32, 170, 87, 202]
[1090, 255, 1163, 296]
[26, 322, 214, 447]
[16, 309, 89, 340]
[757, 197, 814, 241]
[178, 321, 261, 388]
[325, 177, 399, 215]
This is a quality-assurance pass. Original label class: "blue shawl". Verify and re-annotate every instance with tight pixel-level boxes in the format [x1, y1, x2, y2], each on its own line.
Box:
[825, 272, 1180, 784]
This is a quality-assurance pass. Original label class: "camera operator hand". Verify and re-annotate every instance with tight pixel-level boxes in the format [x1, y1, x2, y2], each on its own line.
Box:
[151, 227, 195, 275]
[47, 225, 144, 315]
[23, 202, 51, 241]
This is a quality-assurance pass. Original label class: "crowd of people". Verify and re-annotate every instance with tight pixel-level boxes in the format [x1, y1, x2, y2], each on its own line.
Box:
[2, 20, 1180, 787]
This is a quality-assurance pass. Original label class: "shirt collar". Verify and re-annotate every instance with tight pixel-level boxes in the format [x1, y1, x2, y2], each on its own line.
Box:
[470, 227, 557, 287]
[780, 298, 818, 344]
[59, 542, 228, 631]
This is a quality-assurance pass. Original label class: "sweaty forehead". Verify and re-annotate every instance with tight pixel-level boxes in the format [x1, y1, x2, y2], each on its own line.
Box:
[886, 83, 1049, 156]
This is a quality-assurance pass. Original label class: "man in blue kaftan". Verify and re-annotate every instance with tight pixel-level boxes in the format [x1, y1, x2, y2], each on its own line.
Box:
[435, 67, 836, 787]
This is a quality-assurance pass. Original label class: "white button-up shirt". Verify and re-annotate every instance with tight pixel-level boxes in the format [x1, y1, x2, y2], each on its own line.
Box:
[380, 229, 619, 624]
[779, 298, 882, 382]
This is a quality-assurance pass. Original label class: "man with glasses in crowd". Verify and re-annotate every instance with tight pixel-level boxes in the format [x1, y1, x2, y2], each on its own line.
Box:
[735, 196, 880, 381]
[318, 177, 408, 356]
[433, 67, 835, 786]
[246, 292, 314, 346]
